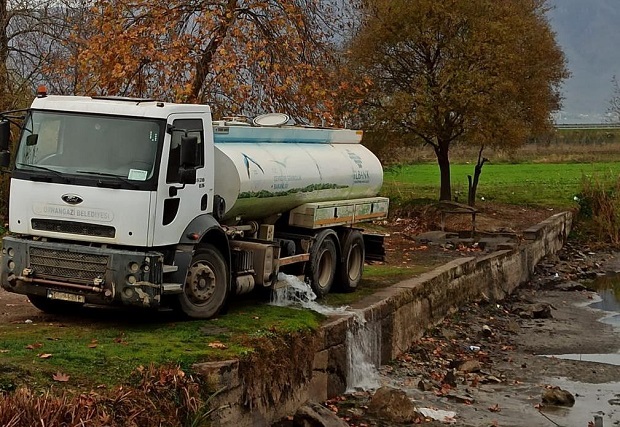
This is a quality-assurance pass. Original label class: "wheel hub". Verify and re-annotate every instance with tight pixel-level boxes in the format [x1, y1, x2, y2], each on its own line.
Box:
[186, 261, 216, 302]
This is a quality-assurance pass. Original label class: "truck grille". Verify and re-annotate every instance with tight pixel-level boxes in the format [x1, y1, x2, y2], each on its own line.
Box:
[31, 219, 116, 238]
[29, 247, 109, 284]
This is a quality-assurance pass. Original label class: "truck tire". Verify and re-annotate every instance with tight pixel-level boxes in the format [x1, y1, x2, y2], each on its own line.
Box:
[178, 245, 228, 319]
[307, 234, 338, 298]
[337, 230, 365, 292]
[28, 295, 84, 314]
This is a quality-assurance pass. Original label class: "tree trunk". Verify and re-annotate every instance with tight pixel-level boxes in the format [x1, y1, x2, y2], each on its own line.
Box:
[0, 0, 9, 107]
[188, 0, 238, 103]
[467, 146, 488, 207]
[435, 141, 452, 201]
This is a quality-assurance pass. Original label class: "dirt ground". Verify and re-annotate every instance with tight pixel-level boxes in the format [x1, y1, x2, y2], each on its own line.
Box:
[325, 204, 620, 426]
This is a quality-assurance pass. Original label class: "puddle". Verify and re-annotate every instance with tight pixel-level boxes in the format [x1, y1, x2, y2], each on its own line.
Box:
[589, 274, 620, 330]
[540, 377, 620, 426]
[547, 353, 620, 366]
[549, 274, 620, 365]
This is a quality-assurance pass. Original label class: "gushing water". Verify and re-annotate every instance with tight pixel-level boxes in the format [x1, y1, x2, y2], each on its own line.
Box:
[270, 273, 348, 316]
[271, 273, 381, 391]
[346, 311, 381, 391]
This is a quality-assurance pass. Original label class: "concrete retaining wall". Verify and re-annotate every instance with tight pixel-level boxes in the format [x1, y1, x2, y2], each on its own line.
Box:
[196, 211, 572, 426]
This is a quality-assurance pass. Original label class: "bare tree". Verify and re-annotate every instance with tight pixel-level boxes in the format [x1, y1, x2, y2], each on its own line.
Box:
[608, 75, 620, 123]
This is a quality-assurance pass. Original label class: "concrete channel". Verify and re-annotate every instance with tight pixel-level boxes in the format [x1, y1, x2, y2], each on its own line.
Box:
[195, 211, 573, 426]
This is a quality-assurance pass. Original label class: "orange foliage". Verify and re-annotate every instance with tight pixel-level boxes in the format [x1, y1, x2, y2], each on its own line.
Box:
[56, 0, 365, 125]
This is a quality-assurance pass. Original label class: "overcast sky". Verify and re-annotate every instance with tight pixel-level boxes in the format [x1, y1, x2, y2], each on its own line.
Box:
[547, 0, 620, 123]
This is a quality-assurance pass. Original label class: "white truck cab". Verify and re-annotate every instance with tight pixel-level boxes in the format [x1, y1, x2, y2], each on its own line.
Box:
[0, 93, 388, 319]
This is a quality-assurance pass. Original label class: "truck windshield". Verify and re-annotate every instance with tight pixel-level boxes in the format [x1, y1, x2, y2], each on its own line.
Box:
[15, 111, 163, 181]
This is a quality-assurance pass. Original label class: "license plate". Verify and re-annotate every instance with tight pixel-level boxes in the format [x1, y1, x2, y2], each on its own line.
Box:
[47, 290, 85, 303]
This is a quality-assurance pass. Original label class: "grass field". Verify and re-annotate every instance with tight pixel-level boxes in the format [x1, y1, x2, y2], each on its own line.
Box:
[383, 162, 620, 208]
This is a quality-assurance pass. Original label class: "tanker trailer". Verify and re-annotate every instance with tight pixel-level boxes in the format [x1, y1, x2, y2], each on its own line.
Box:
[0, 95, 388, 319]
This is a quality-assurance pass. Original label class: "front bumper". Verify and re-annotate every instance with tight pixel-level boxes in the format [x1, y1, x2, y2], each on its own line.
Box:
[1, 236, 165, 308]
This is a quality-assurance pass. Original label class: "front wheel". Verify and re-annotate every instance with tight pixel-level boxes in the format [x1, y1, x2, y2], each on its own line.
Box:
[178, 245, 229, 319]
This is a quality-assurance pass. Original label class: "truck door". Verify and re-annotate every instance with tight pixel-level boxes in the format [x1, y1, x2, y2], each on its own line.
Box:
[153, 115, 215, 246]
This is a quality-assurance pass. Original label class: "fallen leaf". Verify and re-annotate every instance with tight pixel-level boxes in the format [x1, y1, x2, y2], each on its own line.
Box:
[488, 404, 501, 413]
[53, 372, 70, 382]
[88, 339, 98, 348]
[39, 353, 53, 359]
[26, 342, 43, 350]
[208, 341, 228, 349]
[0, 349, 9, 353]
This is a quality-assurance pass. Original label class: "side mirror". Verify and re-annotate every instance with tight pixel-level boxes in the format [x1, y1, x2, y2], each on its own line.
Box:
[180, 135, 198, 168]
[0, 120, 10, 151]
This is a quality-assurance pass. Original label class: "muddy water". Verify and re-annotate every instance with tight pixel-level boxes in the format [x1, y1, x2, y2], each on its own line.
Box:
[551, 274, 620, 366]
[590, 274, 620, 329]
[541, 378, 620, 426]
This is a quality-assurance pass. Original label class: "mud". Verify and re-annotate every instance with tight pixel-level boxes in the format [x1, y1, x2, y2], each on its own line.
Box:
[329, 243, 620, 426]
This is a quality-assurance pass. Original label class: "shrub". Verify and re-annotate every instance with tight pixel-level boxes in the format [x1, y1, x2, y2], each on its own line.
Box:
[577, 173, 620, 245]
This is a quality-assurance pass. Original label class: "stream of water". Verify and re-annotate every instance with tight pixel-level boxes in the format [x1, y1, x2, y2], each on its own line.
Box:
[270, 273, 381, 391]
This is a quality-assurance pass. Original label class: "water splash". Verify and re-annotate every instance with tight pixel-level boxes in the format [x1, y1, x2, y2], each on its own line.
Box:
[271, 273, 381, 391]
[270, 273, 348, 316]
[346, 310, 381, 391]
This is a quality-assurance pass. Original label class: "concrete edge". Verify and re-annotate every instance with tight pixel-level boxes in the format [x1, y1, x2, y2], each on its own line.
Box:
[196, 210, 573, 426]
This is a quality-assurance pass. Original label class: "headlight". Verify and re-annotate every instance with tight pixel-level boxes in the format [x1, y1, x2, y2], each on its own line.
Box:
[129, 262, 140, 273]
[127, 275, 137, 284]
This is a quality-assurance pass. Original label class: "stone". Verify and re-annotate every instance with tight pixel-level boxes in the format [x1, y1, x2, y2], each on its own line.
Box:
[293, 402, 349, 427]
[542, 387, 575, 407]
[417, 379, 435, 392]
[554, 281, 588, 292]
[367, 386, 418, 423]
[532, 303, 553, 319]
[481, 324, 493, 337]
[458, 360, 482, 373]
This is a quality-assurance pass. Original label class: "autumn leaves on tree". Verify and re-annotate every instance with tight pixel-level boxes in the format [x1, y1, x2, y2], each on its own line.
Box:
[1, 0, 568, 201]
[56, 0, 364, 126]
[348, 0, 568, 200]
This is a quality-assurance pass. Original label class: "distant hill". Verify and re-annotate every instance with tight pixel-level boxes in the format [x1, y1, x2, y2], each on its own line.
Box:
[548, 0, 620, 123]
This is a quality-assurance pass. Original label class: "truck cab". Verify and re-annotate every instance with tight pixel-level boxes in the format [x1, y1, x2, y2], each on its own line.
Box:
[0, 94, 388, 319]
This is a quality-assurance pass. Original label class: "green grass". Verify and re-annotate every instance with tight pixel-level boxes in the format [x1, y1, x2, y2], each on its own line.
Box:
[383, 162, 620, 208]
[322, 265, 431, 307]
[0, 262, 433, 390]
[0, 301, 322, 390]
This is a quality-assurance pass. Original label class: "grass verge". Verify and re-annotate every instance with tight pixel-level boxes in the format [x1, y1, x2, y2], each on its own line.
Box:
[383, 162, 620, 208]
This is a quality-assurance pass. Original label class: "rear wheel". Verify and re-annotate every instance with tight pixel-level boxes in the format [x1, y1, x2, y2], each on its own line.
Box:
[337, 230, 365, 293]
[307, 234, 338, 298]
[178, 245, 228, 319]
[28, 295, 84, 314]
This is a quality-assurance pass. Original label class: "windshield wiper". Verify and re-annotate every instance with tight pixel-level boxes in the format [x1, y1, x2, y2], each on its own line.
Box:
[16, 163, 70, 183]
[76, 170, 139, 189]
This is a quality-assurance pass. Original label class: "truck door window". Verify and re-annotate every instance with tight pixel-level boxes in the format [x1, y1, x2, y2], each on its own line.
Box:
[166, 119, 204, 183]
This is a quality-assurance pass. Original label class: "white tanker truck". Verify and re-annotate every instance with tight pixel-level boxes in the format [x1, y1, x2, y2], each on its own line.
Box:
[0, 92, 388, 319]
